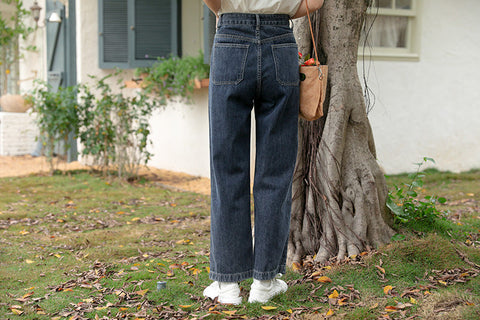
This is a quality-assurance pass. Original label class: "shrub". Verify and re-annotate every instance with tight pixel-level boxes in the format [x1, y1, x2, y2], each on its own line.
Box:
[387, 157, 447, 224]
[78, 74, 158, 179]
[28, 81, 79, 172]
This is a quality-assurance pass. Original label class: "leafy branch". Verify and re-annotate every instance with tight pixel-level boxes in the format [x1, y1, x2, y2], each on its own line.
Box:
[136, 52, 210, 104]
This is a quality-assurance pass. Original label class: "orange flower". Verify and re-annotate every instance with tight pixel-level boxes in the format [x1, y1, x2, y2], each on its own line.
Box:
[303, 58, 316, 66]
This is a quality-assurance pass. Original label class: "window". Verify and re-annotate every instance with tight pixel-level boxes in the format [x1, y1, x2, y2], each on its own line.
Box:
[359, 0, 419, 60]
[99, 0, 181, 69]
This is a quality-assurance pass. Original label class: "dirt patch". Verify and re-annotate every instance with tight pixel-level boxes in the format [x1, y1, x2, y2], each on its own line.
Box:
[0, 155, 211, 195]
[138, 166, 211, 195]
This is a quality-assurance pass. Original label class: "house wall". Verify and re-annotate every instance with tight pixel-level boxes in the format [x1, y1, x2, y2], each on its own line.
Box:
[146, 1, 210, 177]
[362, 0, 480, 173]
[71, 0, 480, 177]
[0, 112, 38, 156]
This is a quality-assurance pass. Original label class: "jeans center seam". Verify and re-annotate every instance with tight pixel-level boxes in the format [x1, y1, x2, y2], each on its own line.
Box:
[256, 34, 261, 95]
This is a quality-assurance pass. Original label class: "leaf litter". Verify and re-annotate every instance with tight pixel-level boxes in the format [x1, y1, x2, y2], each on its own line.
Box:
[3, 172, 480, 319]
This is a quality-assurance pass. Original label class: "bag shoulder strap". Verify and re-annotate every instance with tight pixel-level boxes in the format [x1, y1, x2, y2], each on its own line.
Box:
[305, 0, 319, 64]
[305, 0, 324, 79]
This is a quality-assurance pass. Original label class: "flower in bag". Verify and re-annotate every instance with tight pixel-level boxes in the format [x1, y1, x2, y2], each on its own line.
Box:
[303, 58, 316, 66]
[298, 52, 317, 66]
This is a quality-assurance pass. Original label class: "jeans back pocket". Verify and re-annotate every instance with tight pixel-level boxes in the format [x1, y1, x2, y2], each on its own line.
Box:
[211, 43, 250, 85]
[272, 43, 299, 86]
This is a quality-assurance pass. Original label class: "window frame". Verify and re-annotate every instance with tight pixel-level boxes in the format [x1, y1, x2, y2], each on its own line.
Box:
[98, 0, 181, 69]
[359, 0, 419, 61]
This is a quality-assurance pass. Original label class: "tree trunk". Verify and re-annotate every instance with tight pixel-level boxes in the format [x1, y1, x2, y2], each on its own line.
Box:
[288, 0, 395, 265]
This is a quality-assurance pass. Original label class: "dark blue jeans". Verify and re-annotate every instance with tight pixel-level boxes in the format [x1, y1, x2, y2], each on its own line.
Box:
[209, 13, 299, 282]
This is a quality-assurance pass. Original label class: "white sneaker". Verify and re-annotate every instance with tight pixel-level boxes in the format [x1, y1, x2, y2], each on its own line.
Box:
[248, 278, 288, 303]
[203, 281, 242, 305]
[203, 281, 219, 299]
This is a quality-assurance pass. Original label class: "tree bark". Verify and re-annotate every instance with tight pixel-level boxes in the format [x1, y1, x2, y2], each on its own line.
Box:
[289, 0, 395, 265]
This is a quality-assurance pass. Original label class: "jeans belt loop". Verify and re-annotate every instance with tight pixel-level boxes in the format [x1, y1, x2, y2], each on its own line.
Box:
[255, 14, 261, 30]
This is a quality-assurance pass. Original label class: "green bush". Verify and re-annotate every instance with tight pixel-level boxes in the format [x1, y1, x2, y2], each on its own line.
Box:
[386, 157, 447, 224]
[28, 81, 79, 172]
[137, 52, 210, 104]
[29, 73, 159, 179]
[78, 74, 158, 179]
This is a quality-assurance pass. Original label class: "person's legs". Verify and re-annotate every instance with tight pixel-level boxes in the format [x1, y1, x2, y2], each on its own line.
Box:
[208, 15, 257, 284]
[206, 14, 299, 304]
[249, 20, 299, 303]
[252, 21, 299, 281]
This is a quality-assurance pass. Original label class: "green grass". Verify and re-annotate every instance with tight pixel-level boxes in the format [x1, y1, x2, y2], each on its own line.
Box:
[1, 169, 480, 319]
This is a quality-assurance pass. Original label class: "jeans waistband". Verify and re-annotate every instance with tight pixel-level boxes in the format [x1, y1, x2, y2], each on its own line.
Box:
[218, 13, 290, 27]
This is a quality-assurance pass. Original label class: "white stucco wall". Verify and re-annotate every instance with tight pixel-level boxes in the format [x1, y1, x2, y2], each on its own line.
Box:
[147, 89, 210, 177]
[361, 0, 480, 173]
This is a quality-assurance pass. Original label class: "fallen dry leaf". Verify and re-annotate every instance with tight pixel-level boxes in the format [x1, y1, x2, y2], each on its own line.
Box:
[376, 265, 386, 274]
[222, 310, 237, 315]
[385, 305, 398, 312]
[338, 297, 348, 306]
[317, 276, 332, 283]
[135, 289, 149, 297]
[11, 308, 23, 315]
[261, 306, 277, 311]
[291, 262, 302, 271]
[328, 290, 339, 299]
[383, 285, 394, 295]
[369, 302, 379, 309]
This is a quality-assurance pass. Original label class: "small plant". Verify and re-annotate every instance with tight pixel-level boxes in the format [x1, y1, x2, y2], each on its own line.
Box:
[387, 157, 447, 224]
[136, 52, 209, 104]
[78, 73, 158, 179]
[28, 81, 79, 173]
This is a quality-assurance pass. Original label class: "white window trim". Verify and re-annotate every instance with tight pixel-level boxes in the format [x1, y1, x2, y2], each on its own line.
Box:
[358, 0, 420, 61]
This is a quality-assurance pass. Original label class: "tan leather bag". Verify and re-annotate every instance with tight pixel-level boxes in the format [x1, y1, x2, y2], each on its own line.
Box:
[299, 0, 328, 121]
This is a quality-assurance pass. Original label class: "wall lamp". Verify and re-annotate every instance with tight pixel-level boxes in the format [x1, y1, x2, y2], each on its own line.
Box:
[30, 1, 42, 27]
[30, 1, 63, 27]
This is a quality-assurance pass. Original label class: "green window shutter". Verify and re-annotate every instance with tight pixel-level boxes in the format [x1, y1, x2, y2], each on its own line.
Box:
[99, 0, 129, 68]
[134, 0, 170, 61]
[99, 0, 181, 69]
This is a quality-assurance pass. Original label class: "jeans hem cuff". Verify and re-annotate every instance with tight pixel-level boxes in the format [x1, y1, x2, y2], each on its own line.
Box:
[209, 269, 253, 282]
[253, 265, 286, 280]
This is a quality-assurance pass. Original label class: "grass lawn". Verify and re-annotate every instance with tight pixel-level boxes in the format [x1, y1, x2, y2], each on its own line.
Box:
[0, 169, 479, 319]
